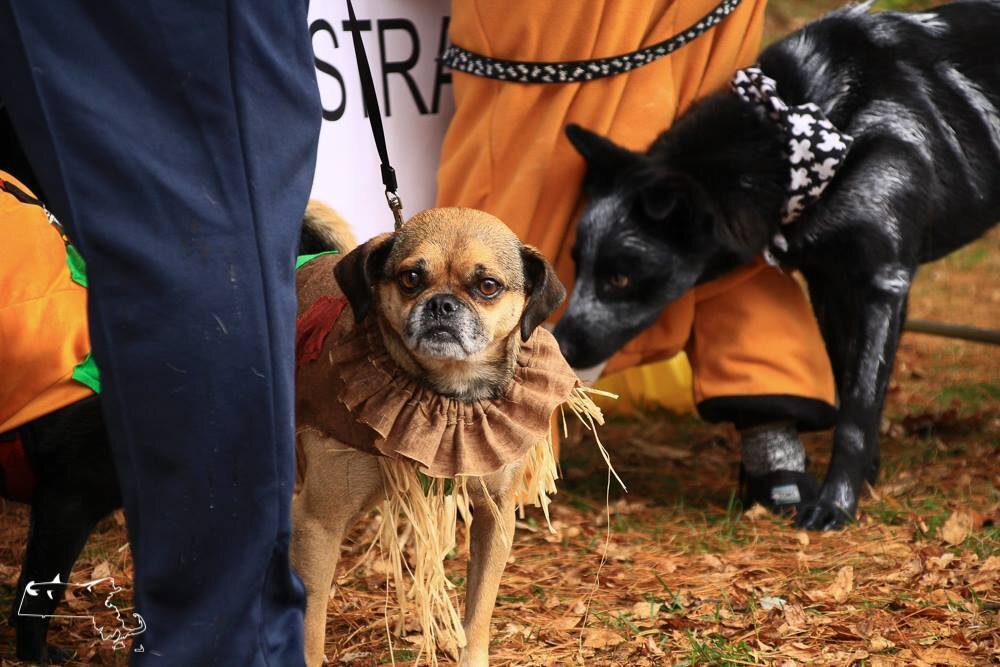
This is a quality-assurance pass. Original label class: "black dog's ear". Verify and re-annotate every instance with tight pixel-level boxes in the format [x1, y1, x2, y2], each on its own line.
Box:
[636, 173, 715, 243]
[333, 233, 396, 323]
[565, 124, 639, 187]
[519, 245, 567, 342]
[639, 186, 680, 221]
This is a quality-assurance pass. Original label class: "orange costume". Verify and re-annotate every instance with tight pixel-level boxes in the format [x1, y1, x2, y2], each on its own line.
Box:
[437, 0, 836, 429]
[0, 172, 95, 435]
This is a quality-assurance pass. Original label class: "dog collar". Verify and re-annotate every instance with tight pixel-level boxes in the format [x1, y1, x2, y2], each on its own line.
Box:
[730, 67, 853, 227]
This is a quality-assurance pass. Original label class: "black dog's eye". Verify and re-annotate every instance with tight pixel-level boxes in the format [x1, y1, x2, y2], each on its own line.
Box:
[607, 274, 630, 289]
[477, 278, 502, 298]
[398, 270, 421, 292]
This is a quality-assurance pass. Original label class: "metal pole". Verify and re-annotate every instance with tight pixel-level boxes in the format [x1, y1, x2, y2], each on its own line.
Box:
[903, 319, 1000, 346]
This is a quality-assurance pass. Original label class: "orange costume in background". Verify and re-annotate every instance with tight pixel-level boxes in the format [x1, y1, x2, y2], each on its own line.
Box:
[437, 0, 836, 429]
[0, 171, 93, 435]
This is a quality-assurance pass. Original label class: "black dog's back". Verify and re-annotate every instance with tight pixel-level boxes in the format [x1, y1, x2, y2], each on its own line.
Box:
[760, 0, 1000, 261]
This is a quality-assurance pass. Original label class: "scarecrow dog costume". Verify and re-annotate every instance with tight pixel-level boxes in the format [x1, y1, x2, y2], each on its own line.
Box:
[0, 172, 350, 664]
[291, 208, 608, 666]
[557, 1, 1000, 529]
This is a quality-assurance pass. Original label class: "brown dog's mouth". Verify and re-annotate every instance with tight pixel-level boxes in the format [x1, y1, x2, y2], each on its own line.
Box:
[422, 326, 461, 342]
[415, 325, 472, 358]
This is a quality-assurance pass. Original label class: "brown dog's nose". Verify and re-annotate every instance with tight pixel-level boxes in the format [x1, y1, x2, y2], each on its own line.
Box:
[425, 294, 461, 319]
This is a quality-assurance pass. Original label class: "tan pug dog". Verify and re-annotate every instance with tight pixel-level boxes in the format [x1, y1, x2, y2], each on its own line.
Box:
[291, 207, 566, 666]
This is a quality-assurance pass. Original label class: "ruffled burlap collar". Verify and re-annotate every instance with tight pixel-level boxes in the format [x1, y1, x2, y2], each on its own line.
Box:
[294, 255, 581, 478]
[329, 316, 577, 477]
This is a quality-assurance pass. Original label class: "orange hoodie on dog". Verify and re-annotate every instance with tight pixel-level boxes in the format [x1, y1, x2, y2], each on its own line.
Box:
[0, 171, 95, 435]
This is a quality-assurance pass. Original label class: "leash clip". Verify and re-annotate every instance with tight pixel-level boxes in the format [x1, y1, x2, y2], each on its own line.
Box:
[386, 190, 404, 230]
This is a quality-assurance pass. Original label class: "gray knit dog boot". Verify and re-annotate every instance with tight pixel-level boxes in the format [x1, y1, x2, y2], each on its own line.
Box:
[739, 420, 818, 513]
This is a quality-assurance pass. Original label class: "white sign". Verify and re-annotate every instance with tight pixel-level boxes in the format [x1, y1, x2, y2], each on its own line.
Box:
[307, 0, 454, 242]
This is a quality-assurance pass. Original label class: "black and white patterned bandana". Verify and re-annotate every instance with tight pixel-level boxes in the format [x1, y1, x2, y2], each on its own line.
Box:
[730, 66, 853, 226]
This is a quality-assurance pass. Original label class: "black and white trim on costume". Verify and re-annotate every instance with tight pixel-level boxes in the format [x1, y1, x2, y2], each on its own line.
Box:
[439, 0, 743, 84]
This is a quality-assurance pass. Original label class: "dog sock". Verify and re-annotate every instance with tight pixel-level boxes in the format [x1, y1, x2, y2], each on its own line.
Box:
[741, 420, 806, 475]
[739, 420, 817, 511]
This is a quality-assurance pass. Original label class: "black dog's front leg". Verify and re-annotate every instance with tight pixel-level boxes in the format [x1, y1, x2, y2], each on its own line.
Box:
[798, 266, 911, 530]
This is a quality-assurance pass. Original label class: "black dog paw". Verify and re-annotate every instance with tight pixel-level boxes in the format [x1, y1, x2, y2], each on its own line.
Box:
[865, 453, 881, 486]
[795, 498, 854, 531]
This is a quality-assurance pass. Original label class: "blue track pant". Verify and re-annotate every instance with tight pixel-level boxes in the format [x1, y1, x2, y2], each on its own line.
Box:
[0, 1, 322, 663]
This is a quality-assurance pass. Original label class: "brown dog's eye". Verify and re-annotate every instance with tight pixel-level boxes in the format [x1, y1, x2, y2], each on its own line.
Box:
[608, 274, 630, 289]
[398, 270, 421, 291]
[478, 278, 502, 298]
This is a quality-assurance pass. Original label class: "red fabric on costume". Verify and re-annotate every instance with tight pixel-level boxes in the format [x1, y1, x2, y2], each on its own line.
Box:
[295, 295, 348, 368]
[0, 433, 36, 503]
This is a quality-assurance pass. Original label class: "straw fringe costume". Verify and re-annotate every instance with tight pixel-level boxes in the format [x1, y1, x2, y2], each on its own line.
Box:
[437, 0, 837, 430]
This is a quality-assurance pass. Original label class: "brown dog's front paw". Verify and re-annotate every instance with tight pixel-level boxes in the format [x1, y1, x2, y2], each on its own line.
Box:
[458, 649, 490, 667]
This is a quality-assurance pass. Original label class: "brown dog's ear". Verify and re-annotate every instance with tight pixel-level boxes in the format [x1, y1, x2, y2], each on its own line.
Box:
[519, 245, 566, 342]
[333, 233, 395, 323]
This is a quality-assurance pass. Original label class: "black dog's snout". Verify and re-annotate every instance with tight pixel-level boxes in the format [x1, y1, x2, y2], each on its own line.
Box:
[425, 294, 462, 319]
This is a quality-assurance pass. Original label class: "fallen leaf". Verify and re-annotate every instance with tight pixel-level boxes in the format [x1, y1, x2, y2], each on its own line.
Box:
[783, 603, 808, 629]
[980, 555, 1000, 572]
[928, 552, 956, 569]
[915, 646, 975, 665]
[91, 561, 112, 580]
[759, 596, 786, 611]
[869, 635, 895, 652]
[630, 601, 662, 619]
[338, 650, 369, 664]
[654, 557, 678, 574]
[582, 628, 626, 648]
[928, 588, 961, 606]
[644, 636, 665, 656]
[828, 565, 854, 603]
[940, 510, 973, 546]
[743, 504, 770, 521]
[702, 553, 724, 569]
[547, 616, 582, 631]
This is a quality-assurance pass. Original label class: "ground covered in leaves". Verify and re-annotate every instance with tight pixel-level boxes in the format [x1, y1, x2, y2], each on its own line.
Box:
[0, 2, 994, 660]
[0, 240, 994, 667]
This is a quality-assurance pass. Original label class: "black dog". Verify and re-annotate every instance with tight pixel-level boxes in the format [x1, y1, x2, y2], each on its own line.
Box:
[1, 205, 347, 664]
[555, 1, 999, 530]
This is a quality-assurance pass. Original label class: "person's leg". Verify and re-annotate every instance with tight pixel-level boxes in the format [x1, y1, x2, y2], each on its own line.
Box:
[687, 263, 837, 512]
[0, 1, 320, 663]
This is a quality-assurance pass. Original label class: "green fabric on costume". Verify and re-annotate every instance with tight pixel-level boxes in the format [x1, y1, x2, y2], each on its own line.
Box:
[65, 242, 99, 392]
[66, 244, 88, 287]
[296, 250, 339, 270]
[71, 354, 101, 393]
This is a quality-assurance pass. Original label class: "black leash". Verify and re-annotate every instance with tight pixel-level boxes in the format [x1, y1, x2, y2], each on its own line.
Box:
[345, 0, 404, 229]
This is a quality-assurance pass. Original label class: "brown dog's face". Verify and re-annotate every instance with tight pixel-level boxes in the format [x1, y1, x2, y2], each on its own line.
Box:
[334, 208, 565, 397]
[378, 212, 527, 361]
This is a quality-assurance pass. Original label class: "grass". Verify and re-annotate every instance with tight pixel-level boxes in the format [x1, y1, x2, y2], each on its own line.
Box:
[682, 633, 758, 667]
